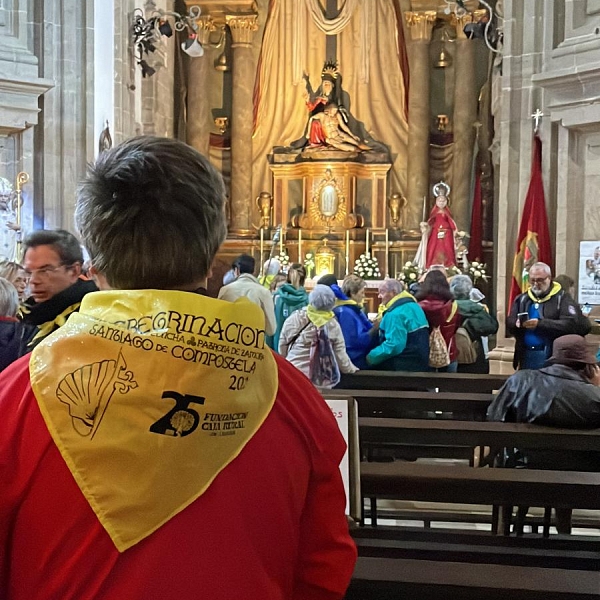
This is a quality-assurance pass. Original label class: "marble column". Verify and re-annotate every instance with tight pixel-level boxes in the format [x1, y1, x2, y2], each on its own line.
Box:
[226, 13, 258, 236]
[187, 16, 216, 156]
[404, 11, 436, 230]
[450, 11, 484, 231]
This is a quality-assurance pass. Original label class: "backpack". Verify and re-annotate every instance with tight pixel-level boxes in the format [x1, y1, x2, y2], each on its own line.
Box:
[428, 302, 457, 369]
[455, 326, 479, 364]
[309, 325, 341, 388]
[428, 326, 450, 368]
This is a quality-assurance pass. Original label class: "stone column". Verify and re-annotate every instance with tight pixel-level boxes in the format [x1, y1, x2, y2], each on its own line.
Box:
[450, 11, 484, 231]
[226, 13, 258, 236]
[187, 16, 216, 156]
[404, 11, 436, 230]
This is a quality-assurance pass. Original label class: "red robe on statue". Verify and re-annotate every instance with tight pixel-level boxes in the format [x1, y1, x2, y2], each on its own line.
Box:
[425, 204, 458, 268]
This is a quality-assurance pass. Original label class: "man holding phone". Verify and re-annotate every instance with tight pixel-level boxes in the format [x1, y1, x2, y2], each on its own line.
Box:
[507, 262, 591, 369]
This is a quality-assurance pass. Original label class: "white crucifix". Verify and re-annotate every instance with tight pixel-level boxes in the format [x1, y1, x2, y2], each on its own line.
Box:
[531, 109, 544, 132]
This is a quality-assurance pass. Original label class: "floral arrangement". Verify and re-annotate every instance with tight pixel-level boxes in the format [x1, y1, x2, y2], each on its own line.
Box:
[446, 265, 462, 278]
[304, 252, 315, 279]
[276, 251, 290, 272]
[398, 260, 423, 284]
[354, 253, 381, 280]
[464, 260, 489, 284]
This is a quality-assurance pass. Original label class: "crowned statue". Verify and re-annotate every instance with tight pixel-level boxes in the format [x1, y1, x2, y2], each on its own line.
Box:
[415, 181, 462, 270]
[290, 61, 387, 156]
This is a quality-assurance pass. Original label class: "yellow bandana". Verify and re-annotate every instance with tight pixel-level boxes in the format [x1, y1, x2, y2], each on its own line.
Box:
[527, 280, 562, 303]
[30, 290, 278, 551]
[306, 304, 335, 327]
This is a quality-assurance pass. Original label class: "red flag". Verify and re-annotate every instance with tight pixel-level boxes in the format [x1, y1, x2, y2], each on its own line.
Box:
[508, 135, 553, 308]
[469, 168, 483, 262]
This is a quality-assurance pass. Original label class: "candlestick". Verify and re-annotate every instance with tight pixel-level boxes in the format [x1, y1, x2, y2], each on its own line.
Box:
[385, 228, 389, 277]
[298, 229, 302, 262]
[345, 229, 350, 275]
[280, 227, 284, 255]
[365, 228, 370, 255]
[260, 228, 264, 271]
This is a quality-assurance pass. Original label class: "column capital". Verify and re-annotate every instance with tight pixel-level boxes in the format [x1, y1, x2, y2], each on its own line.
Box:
[404, 11, 437, 42]
[450, 9, 487, 40]
[194, 16, 217, 45]
[226, 13, 258, 46]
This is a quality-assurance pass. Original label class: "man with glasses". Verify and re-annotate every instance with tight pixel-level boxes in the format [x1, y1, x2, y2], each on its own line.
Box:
[19, 229, 97, 350]
[507, 262, 590, 369]
[0, 137, 355, 600]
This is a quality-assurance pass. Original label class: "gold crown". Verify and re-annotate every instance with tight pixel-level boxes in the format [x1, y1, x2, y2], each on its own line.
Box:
[321, 60, 338, 80]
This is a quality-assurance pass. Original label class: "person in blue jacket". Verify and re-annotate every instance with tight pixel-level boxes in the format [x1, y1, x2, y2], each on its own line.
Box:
[366, 278, 430, 371]
[330, 274, 377, 369]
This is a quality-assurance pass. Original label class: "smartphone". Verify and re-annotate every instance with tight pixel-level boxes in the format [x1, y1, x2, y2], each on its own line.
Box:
[517, 312, 529, 323]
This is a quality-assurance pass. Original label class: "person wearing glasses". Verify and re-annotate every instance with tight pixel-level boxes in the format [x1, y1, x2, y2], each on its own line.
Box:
[19, 229, 97, 351]
[507, 262, 591, 370]
[0, 137, 356, 600]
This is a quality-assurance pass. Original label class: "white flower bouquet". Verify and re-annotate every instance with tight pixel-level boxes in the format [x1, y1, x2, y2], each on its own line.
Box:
[464, 260, 489, 284]
[276, 251, 290, 272]
[398, 260, 423, 284]
[354, 253, 381, 280]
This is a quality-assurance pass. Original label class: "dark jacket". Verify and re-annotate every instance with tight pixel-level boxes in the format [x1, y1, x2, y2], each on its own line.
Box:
[20, 278, 98, 353]
[507, 285, 591, 369]
[455, 299, 499, 374]
[418, 297, 460, 363]
[487, 364, 600, 471]
[0, 319, 36, 372]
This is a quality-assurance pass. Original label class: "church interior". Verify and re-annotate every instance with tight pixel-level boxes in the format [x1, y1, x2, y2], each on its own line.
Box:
[2, 0, 600, 597]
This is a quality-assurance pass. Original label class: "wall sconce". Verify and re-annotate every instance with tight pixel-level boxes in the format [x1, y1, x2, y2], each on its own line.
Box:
[433, 29, 452, 69]
[132, 5, 205, 76]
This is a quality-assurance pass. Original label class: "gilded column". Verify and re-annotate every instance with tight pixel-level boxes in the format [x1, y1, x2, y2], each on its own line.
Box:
[404, 11, 436, 230]
[226, 13, 258, 236]
[187, 16, 217, 156]
[450, 10, 484, 231]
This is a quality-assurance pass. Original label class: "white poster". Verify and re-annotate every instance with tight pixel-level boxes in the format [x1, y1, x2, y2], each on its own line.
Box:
[578, 241, 600, 304]
[324, 398, 350, 514]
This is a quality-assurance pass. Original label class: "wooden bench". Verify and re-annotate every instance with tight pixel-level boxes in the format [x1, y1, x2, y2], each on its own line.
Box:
[337, 370, 509, 393]
[326, 389, 494, 420]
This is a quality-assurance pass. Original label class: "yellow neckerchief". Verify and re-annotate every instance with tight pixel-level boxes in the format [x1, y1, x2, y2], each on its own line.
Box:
[306, 304, 335, 327]
[30, 290, 278, 552]
[334, 298, 359, 308]
[23, 301, 82, 346]
[447, 300, 458, 321]
[380, 291, 415, 315]
[527, 280, 562, 303]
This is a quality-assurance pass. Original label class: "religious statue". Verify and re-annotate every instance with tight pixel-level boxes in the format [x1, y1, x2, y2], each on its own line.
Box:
[414, 181, 459, 270]
[0, 177, 19, 261]
[290, 61, 387, 155]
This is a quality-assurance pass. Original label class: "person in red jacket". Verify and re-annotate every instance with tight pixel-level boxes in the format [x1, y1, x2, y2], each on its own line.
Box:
[416, 269, 460, 372]
[0, 136, 356, 600]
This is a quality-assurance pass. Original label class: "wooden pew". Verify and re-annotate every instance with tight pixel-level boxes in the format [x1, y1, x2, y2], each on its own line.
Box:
[337, 370, 509, 393]
[327, 389, 493, 420]
[359, 417, 600, 452]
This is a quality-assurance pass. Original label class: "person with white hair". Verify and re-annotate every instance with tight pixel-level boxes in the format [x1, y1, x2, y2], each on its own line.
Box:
[366, 278, 430, 371]
[507, 261, 590, 370]
[0, 277, 34, 371]
[449, 274, 498, 374]
[260, 257, 281, 289]
[279, 284, 357, 385]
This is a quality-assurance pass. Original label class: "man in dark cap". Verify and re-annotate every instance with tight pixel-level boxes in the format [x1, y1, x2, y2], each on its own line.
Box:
[487, 335, 600, 428]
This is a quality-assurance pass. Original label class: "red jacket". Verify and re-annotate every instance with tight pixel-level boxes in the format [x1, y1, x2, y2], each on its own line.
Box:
[0, 354, 356, 600]
[418, 297, 460, 363]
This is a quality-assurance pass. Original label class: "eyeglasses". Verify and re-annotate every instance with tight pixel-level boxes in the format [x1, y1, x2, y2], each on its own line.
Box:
[529, 277, 550, 284]
[24, 264, 72, 280]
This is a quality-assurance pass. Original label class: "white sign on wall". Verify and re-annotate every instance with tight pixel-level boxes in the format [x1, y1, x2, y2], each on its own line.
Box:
[578, 241, 600, 304]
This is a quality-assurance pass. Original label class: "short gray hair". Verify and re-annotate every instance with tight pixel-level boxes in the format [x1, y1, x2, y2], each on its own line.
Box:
[380, 278, 402, 295]
[530, 262, 552, 277]
[309, 284, 336, 311]
[75, 136, 226, 289]
[450, 274, 473, 299]
[0, 277, 18, 317]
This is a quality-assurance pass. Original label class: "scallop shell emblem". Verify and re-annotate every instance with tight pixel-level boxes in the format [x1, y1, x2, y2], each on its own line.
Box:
[57, 352, 138, 437]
